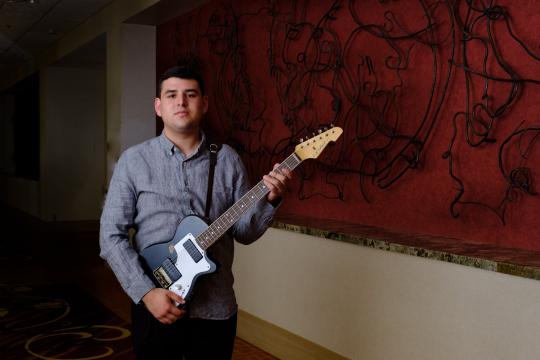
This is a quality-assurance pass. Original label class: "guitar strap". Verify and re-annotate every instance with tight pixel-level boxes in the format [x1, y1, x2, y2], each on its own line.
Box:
[205, 142, 221, 220]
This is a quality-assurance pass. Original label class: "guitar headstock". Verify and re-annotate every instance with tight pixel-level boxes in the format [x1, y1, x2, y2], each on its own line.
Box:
[294, 126, 343, 161]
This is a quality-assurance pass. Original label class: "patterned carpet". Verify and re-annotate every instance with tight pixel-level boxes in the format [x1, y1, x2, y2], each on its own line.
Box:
[0, 283, 134, 359]
[0, 205, 277, 359]
[0, 283, 278, 359]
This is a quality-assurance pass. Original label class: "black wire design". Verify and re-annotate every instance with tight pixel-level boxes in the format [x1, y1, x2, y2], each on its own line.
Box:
[443, 0, 540, 224]
[165, 0, 540, 225]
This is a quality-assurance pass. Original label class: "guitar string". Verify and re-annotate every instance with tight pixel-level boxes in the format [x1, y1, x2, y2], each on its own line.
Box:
[197, 152, 301, 249]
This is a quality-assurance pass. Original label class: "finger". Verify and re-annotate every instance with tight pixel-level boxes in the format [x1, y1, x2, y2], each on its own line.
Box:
[169, 306, 182, 317]
[269, 169, 291, 185]
[264, 181, 284, 199]
[167, 313, 179, 323]
[269, 172, 287, 190]
[164, 309, 182, 323]
[167, 290, 185, 305]
[269, 171, 285, 182]
[270, 165, 285, 179]
[271, 164, 292, 180]
[281, 168, 292, 180]
[158, 315, 174, 325]
[263, 175, 282, 193]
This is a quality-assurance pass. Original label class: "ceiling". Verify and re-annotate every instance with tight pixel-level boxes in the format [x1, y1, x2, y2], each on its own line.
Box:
[0, 0, 114, 73]
[0, 0, 209, 86]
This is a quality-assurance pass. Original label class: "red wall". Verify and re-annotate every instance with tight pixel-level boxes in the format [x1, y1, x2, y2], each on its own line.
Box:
[157, 0, 540, 251]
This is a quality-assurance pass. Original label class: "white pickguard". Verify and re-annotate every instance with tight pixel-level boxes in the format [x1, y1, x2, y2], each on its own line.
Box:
[168, 233, 215, 300]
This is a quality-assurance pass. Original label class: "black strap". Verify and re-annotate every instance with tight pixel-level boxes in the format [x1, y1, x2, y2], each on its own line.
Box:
[205, 143, 221, 219]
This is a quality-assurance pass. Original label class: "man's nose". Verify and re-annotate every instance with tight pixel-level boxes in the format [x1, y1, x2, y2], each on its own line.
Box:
[179, 94, 188, 107]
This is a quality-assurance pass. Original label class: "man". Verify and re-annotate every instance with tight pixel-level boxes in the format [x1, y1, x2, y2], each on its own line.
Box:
[100, 66, 291, 359]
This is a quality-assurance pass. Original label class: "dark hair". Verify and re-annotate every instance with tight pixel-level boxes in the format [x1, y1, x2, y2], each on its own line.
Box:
[157, 66, 206, 97]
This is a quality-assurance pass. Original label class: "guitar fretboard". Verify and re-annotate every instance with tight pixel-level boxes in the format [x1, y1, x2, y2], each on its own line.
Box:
[196, 152, 302, 250]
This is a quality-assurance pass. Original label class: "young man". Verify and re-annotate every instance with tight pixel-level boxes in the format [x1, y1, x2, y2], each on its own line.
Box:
[99, 66, 291, 359]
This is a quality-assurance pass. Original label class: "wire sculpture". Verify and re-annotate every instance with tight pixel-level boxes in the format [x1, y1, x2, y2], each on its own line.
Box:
[161, 0, 540, 225]
[443, 0, 540, 224]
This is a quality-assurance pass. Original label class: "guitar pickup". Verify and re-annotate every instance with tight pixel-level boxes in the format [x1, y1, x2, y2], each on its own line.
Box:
[183, 239, 203, 263]
[153, 258, 182, 288]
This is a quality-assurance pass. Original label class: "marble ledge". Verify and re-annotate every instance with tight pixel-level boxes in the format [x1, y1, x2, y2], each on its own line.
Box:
[271, 214, 540, 282]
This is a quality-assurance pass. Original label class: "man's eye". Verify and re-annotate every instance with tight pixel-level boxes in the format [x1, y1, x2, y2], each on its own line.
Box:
[188, 93, 197, 98]
[168, 94, 175, 98]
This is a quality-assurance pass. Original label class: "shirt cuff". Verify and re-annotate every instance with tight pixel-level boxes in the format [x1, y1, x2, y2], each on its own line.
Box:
[126, 275, 156, 304]
[268, 196, 283, 208]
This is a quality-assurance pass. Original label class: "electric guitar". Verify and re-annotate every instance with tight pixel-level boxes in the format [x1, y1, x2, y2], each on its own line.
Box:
[140, 126, 343, 303]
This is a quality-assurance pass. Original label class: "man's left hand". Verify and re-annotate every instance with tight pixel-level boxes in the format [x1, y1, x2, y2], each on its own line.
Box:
[263, 164, 292, 205]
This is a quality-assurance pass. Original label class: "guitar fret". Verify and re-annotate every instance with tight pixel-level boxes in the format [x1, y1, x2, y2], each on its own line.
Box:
[196, 153, 303, 250]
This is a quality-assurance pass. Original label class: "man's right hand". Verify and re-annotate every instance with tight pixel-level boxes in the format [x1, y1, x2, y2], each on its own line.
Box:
[142, 288, 186, 324]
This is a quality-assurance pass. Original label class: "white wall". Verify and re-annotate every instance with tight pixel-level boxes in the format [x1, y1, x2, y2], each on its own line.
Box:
[234, 228, 540, 360]
[41, 67, 105, 221]
[106, 23, 156, 184]
[120, 24, 157, 152]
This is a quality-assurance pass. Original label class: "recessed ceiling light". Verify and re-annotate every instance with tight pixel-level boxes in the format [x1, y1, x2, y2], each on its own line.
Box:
[4, 0, 39, 4]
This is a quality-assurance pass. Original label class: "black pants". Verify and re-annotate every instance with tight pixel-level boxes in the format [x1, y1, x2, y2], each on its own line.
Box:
[131, 303, 237, 360]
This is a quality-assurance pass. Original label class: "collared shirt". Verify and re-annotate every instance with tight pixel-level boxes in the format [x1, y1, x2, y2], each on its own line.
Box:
[99, 132, 277, 319]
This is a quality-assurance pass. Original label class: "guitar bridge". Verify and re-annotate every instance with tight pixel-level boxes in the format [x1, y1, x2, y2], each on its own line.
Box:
[153, 258, 182, 288]
[154, 267, 172, 288]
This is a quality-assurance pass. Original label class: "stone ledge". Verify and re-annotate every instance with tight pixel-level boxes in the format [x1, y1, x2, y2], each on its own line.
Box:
[272, 213, 540, 281]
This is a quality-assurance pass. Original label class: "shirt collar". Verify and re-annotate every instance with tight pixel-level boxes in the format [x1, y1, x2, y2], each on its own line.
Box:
[159, 131, 207, 159]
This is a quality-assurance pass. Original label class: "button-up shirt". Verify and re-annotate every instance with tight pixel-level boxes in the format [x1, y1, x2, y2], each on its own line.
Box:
[99, 132, 277, 319]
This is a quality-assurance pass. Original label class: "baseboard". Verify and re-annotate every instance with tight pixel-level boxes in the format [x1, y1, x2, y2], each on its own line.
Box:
[237, 309, 348, 360]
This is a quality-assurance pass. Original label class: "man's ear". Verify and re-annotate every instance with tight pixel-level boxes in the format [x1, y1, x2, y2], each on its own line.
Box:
[203, 95, 209, 114]
[154, 97, 162, 117]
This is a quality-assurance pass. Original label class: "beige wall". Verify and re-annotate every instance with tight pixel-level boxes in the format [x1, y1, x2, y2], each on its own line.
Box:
[234, 228, 540, 360]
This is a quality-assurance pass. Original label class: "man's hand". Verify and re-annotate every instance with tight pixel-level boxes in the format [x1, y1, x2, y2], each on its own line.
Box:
[263, 164, 292, 205]
[142, 288, 186, 324]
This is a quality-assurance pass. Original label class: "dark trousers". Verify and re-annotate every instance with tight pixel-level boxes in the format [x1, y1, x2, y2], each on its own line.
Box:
[131, 303, 237, 360]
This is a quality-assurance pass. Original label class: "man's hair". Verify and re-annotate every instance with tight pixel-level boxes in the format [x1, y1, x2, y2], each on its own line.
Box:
[157, 66, 206, 97]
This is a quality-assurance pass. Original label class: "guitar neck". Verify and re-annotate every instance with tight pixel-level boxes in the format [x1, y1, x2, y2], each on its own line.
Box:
[196, 152, 302, 250]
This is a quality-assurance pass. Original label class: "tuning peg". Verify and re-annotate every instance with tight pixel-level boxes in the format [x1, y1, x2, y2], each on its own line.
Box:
[299, 138, 303, 143]
[318, 129, 322, 134]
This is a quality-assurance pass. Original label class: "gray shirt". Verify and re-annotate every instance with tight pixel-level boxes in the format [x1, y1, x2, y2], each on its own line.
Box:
[99, 132, 277, 319]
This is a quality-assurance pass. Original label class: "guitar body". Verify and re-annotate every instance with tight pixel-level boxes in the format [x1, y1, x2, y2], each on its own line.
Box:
[138, 127, 343, 304]
[140, 215, 216, 301]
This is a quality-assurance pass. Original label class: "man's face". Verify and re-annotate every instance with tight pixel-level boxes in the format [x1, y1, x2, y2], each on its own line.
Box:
[155, 77, 208, 135]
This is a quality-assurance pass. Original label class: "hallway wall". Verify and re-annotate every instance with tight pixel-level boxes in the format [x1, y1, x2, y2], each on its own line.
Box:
[234, 228, 540, 360]
[40, 67, 106, 221]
